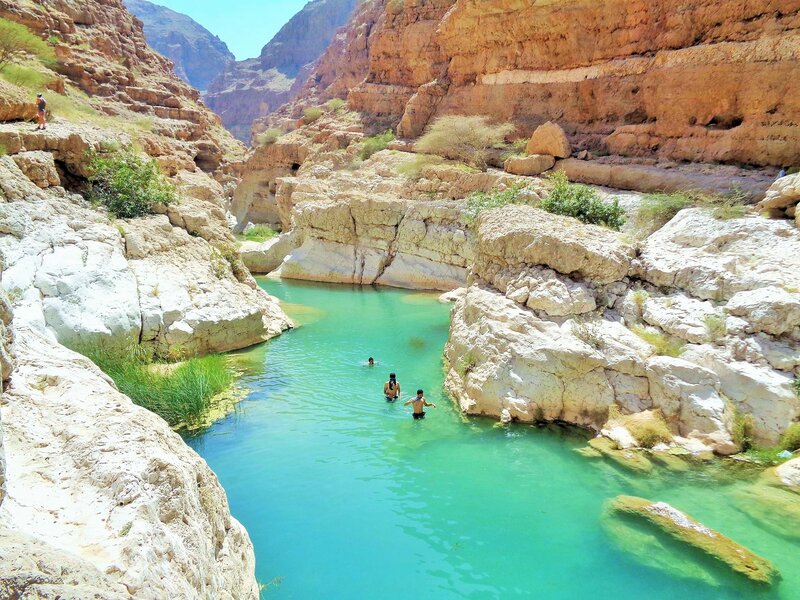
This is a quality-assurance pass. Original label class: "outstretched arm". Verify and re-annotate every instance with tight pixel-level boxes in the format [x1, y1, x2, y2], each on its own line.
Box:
[403, 399, 413, 406]
[424, 400, 436, 408]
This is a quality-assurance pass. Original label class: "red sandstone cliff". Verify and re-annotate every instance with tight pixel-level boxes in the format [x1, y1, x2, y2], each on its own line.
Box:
[287, 0, 800, 167]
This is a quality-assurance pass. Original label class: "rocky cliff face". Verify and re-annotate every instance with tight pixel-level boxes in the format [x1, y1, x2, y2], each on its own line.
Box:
[292, 0, 800, 167]
[0, 1, 288, 596]
[205, 0, 357, 142]
[125, 0, 235, 92]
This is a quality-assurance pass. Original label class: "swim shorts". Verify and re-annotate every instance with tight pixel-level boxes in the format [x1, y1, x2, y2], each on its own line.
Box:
[386, 396, 397, 403]
[413, 412, 425, 420]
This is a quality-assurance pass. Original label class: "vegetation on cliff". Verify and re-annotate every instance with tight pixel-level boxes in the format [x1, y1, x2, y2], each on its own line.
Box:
[87, 148, 177, 218]
[77, 343, 234, 428]
[0, 17, 55, 72]
[416, 115, 513, 169]
[542, 172, 626, 230]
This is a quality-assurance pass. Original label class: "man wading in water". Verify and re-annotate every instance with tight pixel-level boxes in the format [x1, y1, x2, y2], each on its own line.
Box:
[384, 373, 401, 402]
[35, 93, 47, 131]
[404, 389, 436, 420]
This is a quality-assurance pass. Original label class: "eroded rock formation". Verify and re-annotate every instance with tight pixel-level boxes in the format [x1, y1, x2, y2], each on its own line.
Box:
[289, 0, 800, 168]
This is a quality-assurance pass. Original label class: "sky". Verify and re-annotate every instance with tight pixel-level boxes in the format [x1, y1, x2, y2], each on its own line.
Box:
[155, 0, 310, 60]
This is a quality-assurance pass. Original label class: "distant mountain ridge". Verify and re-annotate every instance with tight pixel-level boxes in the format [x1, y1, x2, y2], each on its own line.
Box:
[125, 0, 234, 92]
[205, 0, 358, 142]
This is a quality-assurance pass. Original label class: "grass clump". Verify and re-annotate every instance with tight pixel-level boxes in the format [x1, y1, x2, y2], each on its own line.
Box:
[704, 314, 727, 344]
[781, 422, 800, 452]
[541, 171, 626, 230]
[709, 186, 748, 220]
[0, 18, 55, 71]
[631, 324, 686, 357]
[256, 128, 283, 146]
[87, 148, 177, 218]
[0, 143, 6, 157]
[415, 115, 514, 170]
[607, 406, 672, 449]
[395, 154, 445, 180]
[465, 183, 528, 223]
[242, 224, 278, 243]
[455, 350, 478, 378]
[326, 98, 346, 113]
[638, 192, 693, 224]
[732, 408, 757, 452]
[302, 107, 323, 124]
[0, 63, 54, 91]
[359, 130, 395, 160]
[77, 343, 234, 428]
[630, 289, 649, 314]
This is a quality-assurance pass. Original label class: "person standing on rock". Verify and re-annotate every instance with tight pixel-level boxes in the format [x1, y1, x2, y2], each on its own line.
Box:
[404, 389, 436, 420]
[35, 93, 47, 131]
[384, 373, 401, 402]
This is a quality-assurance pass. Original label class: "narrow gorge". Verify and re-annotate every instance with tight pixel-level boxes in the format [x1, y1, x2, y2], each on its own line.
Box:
[1, 0, 799, 599]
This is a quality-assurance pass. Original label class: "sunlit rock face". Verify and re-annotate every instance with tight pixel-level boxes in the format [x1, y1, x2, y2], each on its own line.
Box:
[288, 0, 800, 167]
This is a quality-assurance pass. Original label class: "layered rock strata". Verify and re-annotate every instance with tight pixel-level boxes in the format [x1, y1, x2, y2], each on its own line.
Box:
[290, 0, 800, 167]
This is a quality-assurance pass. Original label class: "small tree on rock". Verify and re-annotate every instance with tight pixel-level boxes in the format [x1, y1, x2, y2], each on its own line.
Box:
[0, 18, 55, 72]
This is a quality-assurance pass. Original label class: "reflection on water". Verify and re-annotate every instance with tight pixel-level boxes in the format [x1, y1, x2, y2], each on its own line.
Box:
[185, 279, 799, 600]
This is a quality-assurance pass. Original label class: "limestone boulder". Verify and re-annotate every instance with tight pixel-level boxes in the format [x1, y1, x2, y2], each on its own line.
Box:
[475, 205, 635, 285]
[504, 154, 555, 176]
[240, 231, 300, 274]
[776, 457, 800, 488]
[11, 151, 60, 188]
[525, 121, 571, 158]
[726, 287, 800, 336]
[0, 156, 47, 201]
[683, 345, 799, 446]
[758, 173, 800, 210]
[637, 209, 800, 301]
[0, 325, 259, 599]
[641, 293, 719, 344]
[0, 80, 36, 123]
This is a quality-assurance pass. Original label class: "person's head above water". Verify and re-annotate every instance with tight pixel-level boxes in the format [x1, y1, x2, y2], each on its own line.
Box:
[390, 373, 396, 380]
[368, 357, 374, 365]
[416, 389, 423, 397]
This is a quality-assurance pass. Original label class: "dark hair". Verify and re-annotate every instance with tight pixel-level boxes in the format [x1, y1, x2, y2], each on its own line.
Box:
[388, 372, 397, 390]
[390, 373, 396, 379]
[417, 389, 423, 395]
[368, 357, 374, 361]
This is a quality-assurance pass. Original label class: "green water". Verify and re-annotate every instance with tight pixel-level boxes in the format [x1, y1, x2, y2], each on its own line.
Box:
[186, 279, 799, 600]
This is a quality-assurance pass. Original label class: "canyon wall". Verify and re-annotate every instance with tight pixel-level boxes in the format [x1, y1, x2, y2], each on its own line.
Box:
[126, 0, 235, 92]
[205, 0, 358, 142]
[295, 0, 800, 167]
[0, 1, 287, 596]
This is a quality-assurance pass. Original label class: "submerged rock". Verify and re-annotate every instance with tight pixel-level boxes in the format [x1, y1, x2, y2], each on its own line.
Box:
[607, 495, 780, 585]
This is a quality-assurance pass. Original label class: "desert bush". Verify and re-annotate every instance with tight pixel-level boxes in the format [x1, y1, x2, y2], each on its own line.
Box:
[630, 289, 649, 314]
[780, 422, 800, 452]
[302, 107, 323, 124]
[395, 154, 444, 180]
[455, 350, 478, 378]
[541, 171, 626, 230]
[630, 414, 672, 449]
[360, 130, 395, 160]
[242, 224, 278, 243]
[704, 314, 727, 344]
[87, 149, 177, 218]
[256, 128, 283, 146]
[75, 343, 234, 428]
[0, 18, 55, 71]
[571, 318, 603, 350]
[326, 98, 346, 113]
[465, 183, 527, 223]
[710, 185, 749, 220]
[631, 324, 685, 357]
[415, 115, 514, 169]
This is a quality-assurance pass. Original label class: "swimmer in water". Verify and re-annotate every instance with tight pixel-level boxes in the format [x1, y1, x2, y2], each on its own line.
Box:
[384, 373, 400, 402]
[368, 357, 375, 366]
[404, 389, 436, 419]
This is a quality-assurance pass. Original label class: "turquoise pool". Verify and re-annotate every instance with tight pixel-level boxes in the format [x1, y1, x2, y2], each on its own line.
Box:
[185, 279, 799, 599]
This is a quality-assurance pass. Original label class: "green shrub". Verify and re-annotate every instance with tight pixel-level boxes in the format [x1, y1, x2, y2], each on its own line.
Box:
[302, 107, 323, 124]
[242, 224, 278, 243]
[75, 343, 234, 428]
[256, 128, 283, 146]
[502, 138, 528, 160]
[630, 289, 649, 314]
[631, 324, 686, 357]
[541, 171, 626, 230]
[87, 149, 177, 218]
[326, 98, 346, 113]
[0, 18, 56, 71]
[0, 143, 6, 156]
[780, 423, 800, 452]
[360, 130, 395, 160]
[415, 115, 514, 170]
[465, 183, 527, 223]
